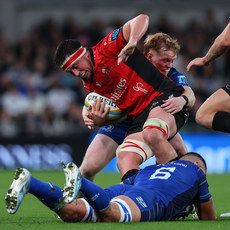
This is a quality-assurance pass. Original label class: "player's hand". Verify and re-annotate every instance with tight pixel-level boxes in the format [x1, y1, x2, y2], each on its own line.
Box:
[88, 98, 110, 127]
[118, 42, 136, 65]
[187, 57, 207, 71]
[161, 97, 187, 114]
[82, 106, 95, 130]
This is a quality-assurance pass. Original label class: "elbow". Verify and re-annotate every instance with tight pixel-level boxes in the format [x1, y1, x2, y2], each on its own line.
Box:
[217, 33, 230, 48]
[221, 39, 230, 48]
[138, 14, 149, 25]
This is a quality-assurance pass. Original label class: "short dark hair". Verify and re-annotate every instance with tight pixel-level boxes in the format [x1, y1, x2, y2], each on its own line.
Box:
[54, 39, 82, 67]
[180, 152, 207, 170]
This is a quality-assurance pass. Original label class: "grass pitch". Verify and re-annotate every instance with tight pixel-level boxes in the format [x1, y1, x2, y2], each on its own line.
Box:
[0, 170, 229, 230]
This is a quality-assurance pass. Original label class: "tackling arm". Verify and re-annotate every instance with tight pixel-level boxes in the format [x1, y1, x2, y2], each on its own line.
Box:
[196, 199, 216, 220]
[181, 86, 196, 108]
[161, 85, 195, 114]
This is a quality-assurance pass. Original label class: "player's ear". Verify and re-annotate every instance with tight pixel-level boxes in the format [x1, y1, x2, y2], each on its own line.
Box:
[146, 52, 152, 61]
[193, 161, 199, 167]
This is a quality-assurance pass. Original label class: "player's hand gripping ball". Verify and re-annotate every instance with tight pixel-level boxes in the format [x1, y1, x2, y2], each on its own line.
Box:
[84, 92, 123, 120]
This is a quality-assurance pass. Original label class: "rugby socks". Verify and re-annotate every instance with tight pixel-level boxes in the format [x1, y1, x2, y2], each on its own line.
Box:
[212, 111, 230, 133]
[80, 177, 110, 213]
[29, 177, 64, 211]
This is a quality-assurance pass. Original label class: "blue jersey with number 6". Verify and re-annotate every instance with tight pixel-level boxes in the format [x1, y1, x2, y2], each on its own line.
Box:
[105, 160, 211, 221]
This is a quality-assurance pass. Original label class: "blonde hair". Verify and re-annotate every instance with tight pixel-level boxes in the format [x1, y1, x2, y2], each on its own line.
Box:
[143, 32, 180, 55]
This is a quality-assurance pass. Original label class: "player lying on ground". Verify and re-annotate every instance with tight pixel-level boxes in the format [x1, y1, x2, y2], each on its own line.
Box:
[5, 152, 216, 222]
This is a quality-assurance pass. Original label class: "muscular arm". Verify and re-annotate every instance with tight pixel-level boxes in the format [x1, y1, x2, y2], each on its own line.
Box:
[196, 199, 216, 220]
[118, 14, 149, 64]
[204, 23, 230, 64]
[187, 23, 230, 71]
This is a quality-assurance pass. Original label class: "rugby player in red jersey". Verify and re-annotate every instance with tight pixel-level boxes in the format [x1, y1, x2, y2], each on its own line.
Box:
[54, 14, 188, 179]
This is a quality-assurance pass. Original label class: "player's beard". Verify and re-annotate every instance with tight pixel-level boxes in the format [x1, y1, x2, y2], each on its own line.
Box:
[81, 69, 94, 81]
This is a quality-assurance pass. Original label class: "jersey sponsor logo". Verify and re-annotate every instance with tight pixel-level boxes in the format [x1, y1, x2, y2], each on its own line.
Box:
[136, 196, 147, 208]
[102, 66, 113, 77]
[111, 28, 121, 41]
[110, 78, 127, 102]
[133, 83, 148, 94]
[178, 75, 188, 85]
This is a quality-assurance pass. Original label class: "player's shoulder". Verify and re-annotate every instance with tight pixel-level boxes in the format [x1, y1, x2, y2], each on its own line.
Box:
[94, 27, 126, 57]
[168, 67, 183, 77]
[168, 67, 189, 86]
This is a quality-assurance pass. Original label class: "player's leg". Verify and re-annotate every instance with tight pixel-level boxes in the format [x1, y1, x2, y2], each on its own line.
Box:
[63, 162, 110, 211]
[142, 106, 178, 164]
[58, 198, 97, 222]
[79, 134, 118, 181]
[116, 132, 146, 177]
[196, 88, 230, 132]
[169, 133, 187, 157]
[5, 167, 98, 222]
[63, 163, 141, 222]
[101, 195, 141, 222]
[5, 168, 65, 214]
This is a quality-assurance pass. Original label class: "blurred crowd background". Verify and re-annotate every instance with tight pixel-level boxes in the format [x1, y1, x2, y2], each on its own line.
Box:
[0, 0, 229, 138]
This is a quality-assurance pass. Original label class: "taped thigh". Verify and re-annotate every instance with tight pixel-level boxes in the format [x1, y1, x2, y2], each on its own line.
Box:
[143, 118, 170, 138]
[111, 198, 132, 222]
[116, 139, 153, 162]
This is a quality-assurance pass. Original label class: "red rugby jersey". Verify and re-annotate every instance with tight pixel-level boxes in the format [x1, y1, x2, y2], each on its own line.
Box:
[83, 27, 183, 118]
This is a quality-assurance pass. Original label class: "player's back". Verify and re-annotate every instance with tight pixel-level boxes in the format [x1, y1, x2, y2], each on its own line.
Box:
[135, 161, 202, 204]
[133, 160, 208, 220]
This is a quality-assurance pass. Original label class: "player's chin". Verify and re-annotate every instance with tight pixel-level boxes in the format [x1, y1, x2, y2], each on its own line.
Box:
[81, 72, 93, 81]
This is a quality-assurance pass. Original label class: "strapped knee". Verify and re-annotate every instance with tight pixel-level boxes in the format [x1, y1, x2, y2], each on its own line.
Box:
[143, 118, 170, 138]
[80, 198, 97, 222]
[111, 198, 132, 222]
[116, 139, 153, 162]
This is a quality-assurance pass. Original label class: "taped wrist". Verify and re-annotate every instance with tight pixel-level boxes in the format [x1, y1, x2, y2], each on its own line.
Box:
[182, 95, 189, 107]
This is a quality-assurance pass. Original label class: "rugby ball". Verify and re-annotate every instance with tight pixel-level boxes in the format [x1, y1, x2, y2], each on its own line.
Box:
[84, 92, 123, 120]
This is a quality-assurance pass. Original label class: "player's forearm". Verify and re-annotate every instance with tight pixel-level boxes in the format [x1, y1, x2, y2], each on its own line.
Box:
[181, 86, 196, 108]
[204, 41, 228, 65]
[123, 14, 149, 45]
[203, 24, 230, 65]
[198, 200, 216, 220]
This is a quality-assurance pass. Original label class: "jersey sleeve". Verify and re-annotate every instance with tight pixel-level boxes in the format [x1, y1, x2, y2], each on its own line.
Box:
[197, 168, 212, 203]
[122, 173, 138, 185]
[95, 27, 127, 57]
[168, 67, 189, 86]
